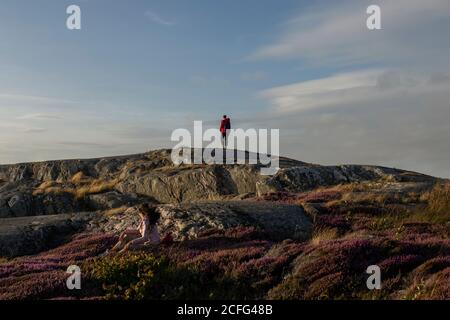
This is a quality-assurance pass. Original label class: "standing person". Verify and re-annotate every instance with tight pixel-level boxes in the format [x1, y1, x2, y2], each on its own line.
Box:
[220, 115, 231, 147]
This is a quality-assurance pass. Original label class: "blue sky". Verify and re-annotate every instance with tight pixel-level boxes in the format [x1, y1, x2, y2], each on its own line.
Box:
[1, 0, 302, 112]
[1, 0, 450, 178]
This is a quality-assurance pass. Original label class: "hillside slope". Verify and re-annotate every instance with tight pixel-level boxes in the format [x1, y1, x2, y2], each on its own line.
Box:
[0, 149, 437, 217]
[0, 149, 448, 300]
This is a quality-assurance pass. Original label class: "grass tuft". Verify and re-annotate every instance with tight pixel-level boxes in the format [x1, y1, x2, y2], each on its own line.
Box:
[427, 183, 450, 215]
[310, 228, 339, 245]
[32, 178, 119, 199]
[104, 206, 129, 217]
[71, 172, 88, 184]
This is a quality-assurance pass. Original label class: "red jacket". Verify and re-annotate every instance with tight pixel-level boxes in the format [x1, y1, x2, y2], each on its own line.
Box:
[220, 118, 230, 134]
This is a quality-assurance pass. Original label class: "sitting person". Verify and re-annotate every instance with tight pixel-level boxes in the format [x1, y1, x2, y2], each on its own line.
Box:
[110, 203, 161, 253]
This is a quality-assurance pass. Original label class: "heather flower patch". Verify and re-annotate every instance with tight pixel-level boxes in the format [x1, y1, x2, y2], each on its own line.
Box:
[377, 254, 425, 277]
[268, 235, 450, 300]
[0, 201, 448, 301]
[410, 255, 450, 280]
[0, 270, 68, 300]
[315, 214, 351, 231]
[0, 233, 117, 300]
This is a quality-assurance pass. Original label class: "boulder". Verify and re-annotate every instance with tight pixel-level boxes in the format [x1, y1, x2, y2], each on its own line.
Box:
[99, 201, 313, 242]
[265, 165, 436, 193]
[0, 213, 95, 258]
[87, 191, 142, 210]
[115, 165, 241, 203]
[157, 201, 313, 241]
[8, 193, 33, 217]
[0, 191, 83, 218]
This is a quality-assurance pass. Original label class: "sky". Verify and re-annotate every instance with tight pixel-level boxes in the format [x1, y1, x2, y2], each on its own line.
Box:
[0, 0, 449, 178]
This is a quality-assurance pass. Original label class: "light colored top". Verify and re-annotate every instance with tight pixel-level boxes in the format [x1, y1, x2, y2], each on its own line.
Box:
[138, 216, 160, 244]
[138, 216, 150, 237]
[148, 225, 161, 244]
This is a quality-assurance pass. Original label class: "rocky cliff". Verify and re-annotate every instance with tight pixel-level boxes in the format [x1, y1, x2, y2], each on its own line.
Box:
[0, 149, 436, 217]
[0, 149, 439, 257]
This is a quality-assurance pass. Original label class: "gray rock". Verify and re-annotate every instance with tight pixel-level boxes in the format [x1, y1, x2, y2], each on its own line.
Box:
[156, 201, 313, 241]
[264, 165, 436, 193]
[115, 165, 241, 203]
[36, 193, 83, 215]
[93, 201, 312, 242]
[0, 206, 11, 219]
[301, 203, 322, 222]
[0, 191, 83, 218]
[0, 149, 439, 218]
[87, 191, 141, 210]
[8, 193, 33, 217]
[0, 148, 442, 258]
[0, 213, 94, 257]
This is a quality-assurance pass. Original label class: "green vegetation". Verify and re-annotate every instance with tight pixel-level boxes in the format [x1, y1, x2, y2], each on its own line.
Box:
[3, 180, 449, 300]
[84, 253, 248, 300]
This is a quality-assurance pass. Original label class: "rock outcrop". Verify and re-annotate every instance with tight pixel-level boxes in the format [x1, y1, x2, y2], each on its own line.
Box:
[0, 149, 448, 301]
[0, 149, 437, 217]
[0, 213, 95, 258]
[97, 201, 312, 242]
[157, 201, 313, 241]
[0, 149, 440, 258]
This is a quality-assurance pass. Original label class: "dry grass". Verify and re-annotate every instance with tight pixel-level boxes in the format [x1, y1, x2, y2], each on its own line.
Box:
[71, 172, 89, 184]
[341, 230, 370, 240]
[310, 228, 339, 245]
[407, 210, 450, 225]
[329, 182, 373, 193]
[32, 181, 60, 196]
[74, 178, 119, 199]
[427, 183, 450, 214]
[32, 178, 119, 199]
[401, 183, 450, 224]
[39, 181, 57, 189]
[326, 191, 391, 209]
[341, 192, 389, 205]
[103, 205, 129, 217]
[330, 190, 419, 208]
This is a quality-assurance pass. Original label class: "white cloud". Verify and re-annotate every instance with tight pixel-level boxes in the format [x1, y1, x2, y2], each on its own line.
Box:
[255, 68, 450, 178]
[260, 69, 450, 114]
[144, 10, 176, 26]
[0, 92, 192, 165]
[260, 70, 382, 113]
[22, 127, 47, 133]
[250, 0, 450, 178]
[0, 93, 76, 107]
[16, 113, 62, 120]
[251, 0, 450, 68]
